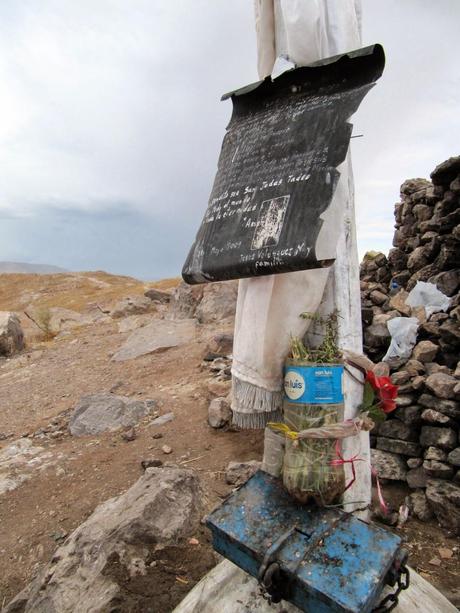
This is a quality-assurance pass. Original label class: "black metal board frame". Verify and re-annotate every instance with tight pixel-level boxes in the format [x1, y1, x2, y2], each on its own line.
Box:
[182, 44, 385, 285]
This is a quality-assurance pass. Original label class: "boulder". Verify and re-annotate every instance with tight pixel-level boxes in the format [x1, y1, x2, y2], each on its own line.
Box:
[110, 295, 157, 319]
[370, 449, 407, 481]
[425, 372, 457, 400]
[69, 393, 154, 436]
[429, 270, 460, 296]
[225, 461, 261, 486]
[208, 398, 232, 429]
[0, 312, 24, 356]
[195, 282, 238, 324]
[4, 467, 205, 613]
[112, 319, 197, 362]
[425, 478, 460, 534]
[420, 426, 457, 451]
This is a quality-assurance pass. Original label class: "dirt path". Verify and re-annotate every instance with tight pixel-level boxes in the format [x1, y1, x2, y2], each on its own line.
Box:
[0, 275, 458, 610]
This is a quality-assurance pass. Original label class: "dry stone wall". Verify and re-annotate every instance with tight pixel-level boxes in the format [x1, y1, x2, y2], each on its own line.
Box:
[360, 156, 460, 532]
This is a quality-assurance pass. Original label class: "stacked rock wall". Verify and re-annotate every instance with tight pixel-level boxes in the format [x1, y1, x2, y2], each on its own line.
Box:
[359, 156, 460, 532]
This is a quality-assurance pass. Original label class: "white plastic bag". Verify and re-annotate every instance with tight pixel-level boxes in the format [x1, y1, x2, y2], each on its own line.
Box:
[406, 281, 451, 319]
[382, 317, 419, 365]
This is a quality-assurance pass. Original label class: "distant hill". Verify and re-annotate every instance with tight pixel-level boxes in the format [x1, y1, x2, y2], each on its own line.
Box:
[0, 261, 69, 274]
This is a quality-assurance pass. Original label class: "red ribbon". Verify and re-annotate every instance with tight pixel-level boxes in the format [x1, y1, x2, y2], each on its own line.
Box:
[330, 439, 389, 514]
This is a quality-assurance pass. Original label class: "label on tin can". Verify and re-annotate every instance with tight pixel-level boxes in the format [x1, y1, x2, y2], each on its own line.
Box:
[284, 364, 344, 404]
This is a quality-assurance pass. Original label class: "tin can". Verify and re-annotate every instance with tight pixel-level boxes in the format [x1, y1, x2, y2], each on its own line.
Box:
[282, 360, 345, 506]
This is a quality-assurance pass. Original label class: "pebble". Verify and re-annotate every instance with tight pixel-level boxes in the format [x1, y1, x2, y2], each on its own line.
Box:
[161, 445, 173, 454]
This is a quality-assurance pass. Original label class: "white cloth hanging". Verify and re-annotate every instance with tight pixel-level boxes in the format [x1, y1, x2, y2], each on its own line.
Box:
[231, 0, 363, 428]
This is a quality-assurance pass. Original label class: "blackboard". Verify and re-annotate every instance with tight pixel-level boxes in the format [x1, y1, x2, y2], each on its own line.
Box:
[182, 45, 385, 284]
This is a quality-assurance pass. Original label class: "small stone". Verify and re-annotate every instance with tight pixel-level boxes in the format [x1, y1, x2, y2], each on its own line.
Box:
[421, 409, 453, 426]
[395, 395, 414, 407]
[447, 448, 460, 467]
[420, 426, 457, 451]
[394, 405, 422, 426]
[428, 558, 442, 567]
[423, 460, 454, 480]
[225, 461, 261, 486]
[150, 412, 175, 426]
[425, 372, 457, 399]
[188, 538, 199, 546]
[411, 376, 425, 391]
[407, 458, 422, 469]
[424, 447, 447, 462]
[370, 290, 388, 306]
[390, 371, 411, 385]
[121, 428, 136, 442]
[152, 433, 163, 440]
[161, 445, 173, 454]
[141, 459, 163, 470]
[424, 363, 451, 376]
[412, 340, 438, 363]
[208, 398, 232, 429]
[405, 360, 425, 376]
[438, 547, 453, 560]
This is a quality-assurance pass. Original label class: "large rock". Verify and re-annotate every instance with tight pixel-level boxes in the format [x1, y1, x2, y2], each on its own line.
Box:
[448, 448, 460, 467]
[430, 156, 460, 186]
[425, 372, 457, 400]
[378, 419, 416, 442]
[169, 282, 204, 319]
[4, 467, 205, 613]
[418, 394, 460, 419]
[425, 478, 460, 534]
[423, 460, 454, 480]
[370, 449, 407, 481]
[376, 438, 421, 457]
[420, 426, 457, 451]
[0, 312, 24, 356]
[112, 318, 197, 361]
[110, 295, 157, 319]
[412, 340, 438, 363]
[69, 393, 154, 436]
[195, 281, 238, 324]
[409, 490, 433, 521]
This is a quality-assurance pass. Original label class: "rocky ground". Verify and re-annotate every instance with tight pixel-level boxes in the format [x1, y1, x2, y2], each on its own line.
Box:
[0, 270, 459, 611]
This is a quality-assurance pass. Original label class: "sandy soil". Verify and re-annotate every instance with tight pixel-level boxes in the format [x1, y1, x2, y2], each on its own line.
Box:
[0, 273, 458, 610]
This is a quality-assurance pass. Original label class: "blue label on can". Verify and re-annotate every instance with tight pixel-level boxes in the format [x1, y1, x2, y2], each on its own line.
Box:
[284, 364, 344, 404]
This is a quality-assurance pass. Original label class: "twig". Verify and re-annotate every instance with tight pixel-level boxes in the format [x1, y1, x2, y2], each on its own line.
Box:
[179, 454, 206, 465]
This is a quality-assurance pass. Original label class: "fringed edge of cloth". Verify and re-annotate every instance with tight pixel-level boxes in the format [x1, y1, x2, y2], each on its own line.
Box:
[231, 376, 283, 430]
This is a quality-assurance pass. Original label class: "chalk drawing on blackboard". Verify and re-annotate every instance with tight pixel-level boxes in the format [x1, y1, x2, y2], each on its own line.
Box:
[251, 195, 290, 250]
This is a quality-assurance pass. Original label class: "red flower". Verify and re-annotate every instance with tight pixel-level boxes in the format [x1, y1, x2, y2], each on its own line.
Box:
[366, 371, 398, 413]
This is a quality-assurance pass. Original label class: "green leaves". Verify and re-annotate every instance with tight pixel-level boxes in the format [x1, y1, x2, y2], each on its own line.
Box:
[358, 381, 386, 423]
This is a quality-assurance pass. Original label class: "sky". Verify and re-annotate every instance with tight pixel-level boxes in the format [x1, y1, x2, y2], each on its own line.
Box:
[0, 0, 459, 280]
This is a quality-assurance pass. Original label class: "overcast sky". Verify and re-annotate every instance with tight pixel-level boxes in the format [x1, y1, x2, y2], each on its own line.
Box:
[0, 0, 459, 279]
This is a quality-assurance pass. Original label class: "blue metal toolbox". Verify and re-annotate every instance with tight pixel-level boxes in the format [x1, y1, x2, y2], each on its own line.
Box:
[206, 471, 408, 613]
